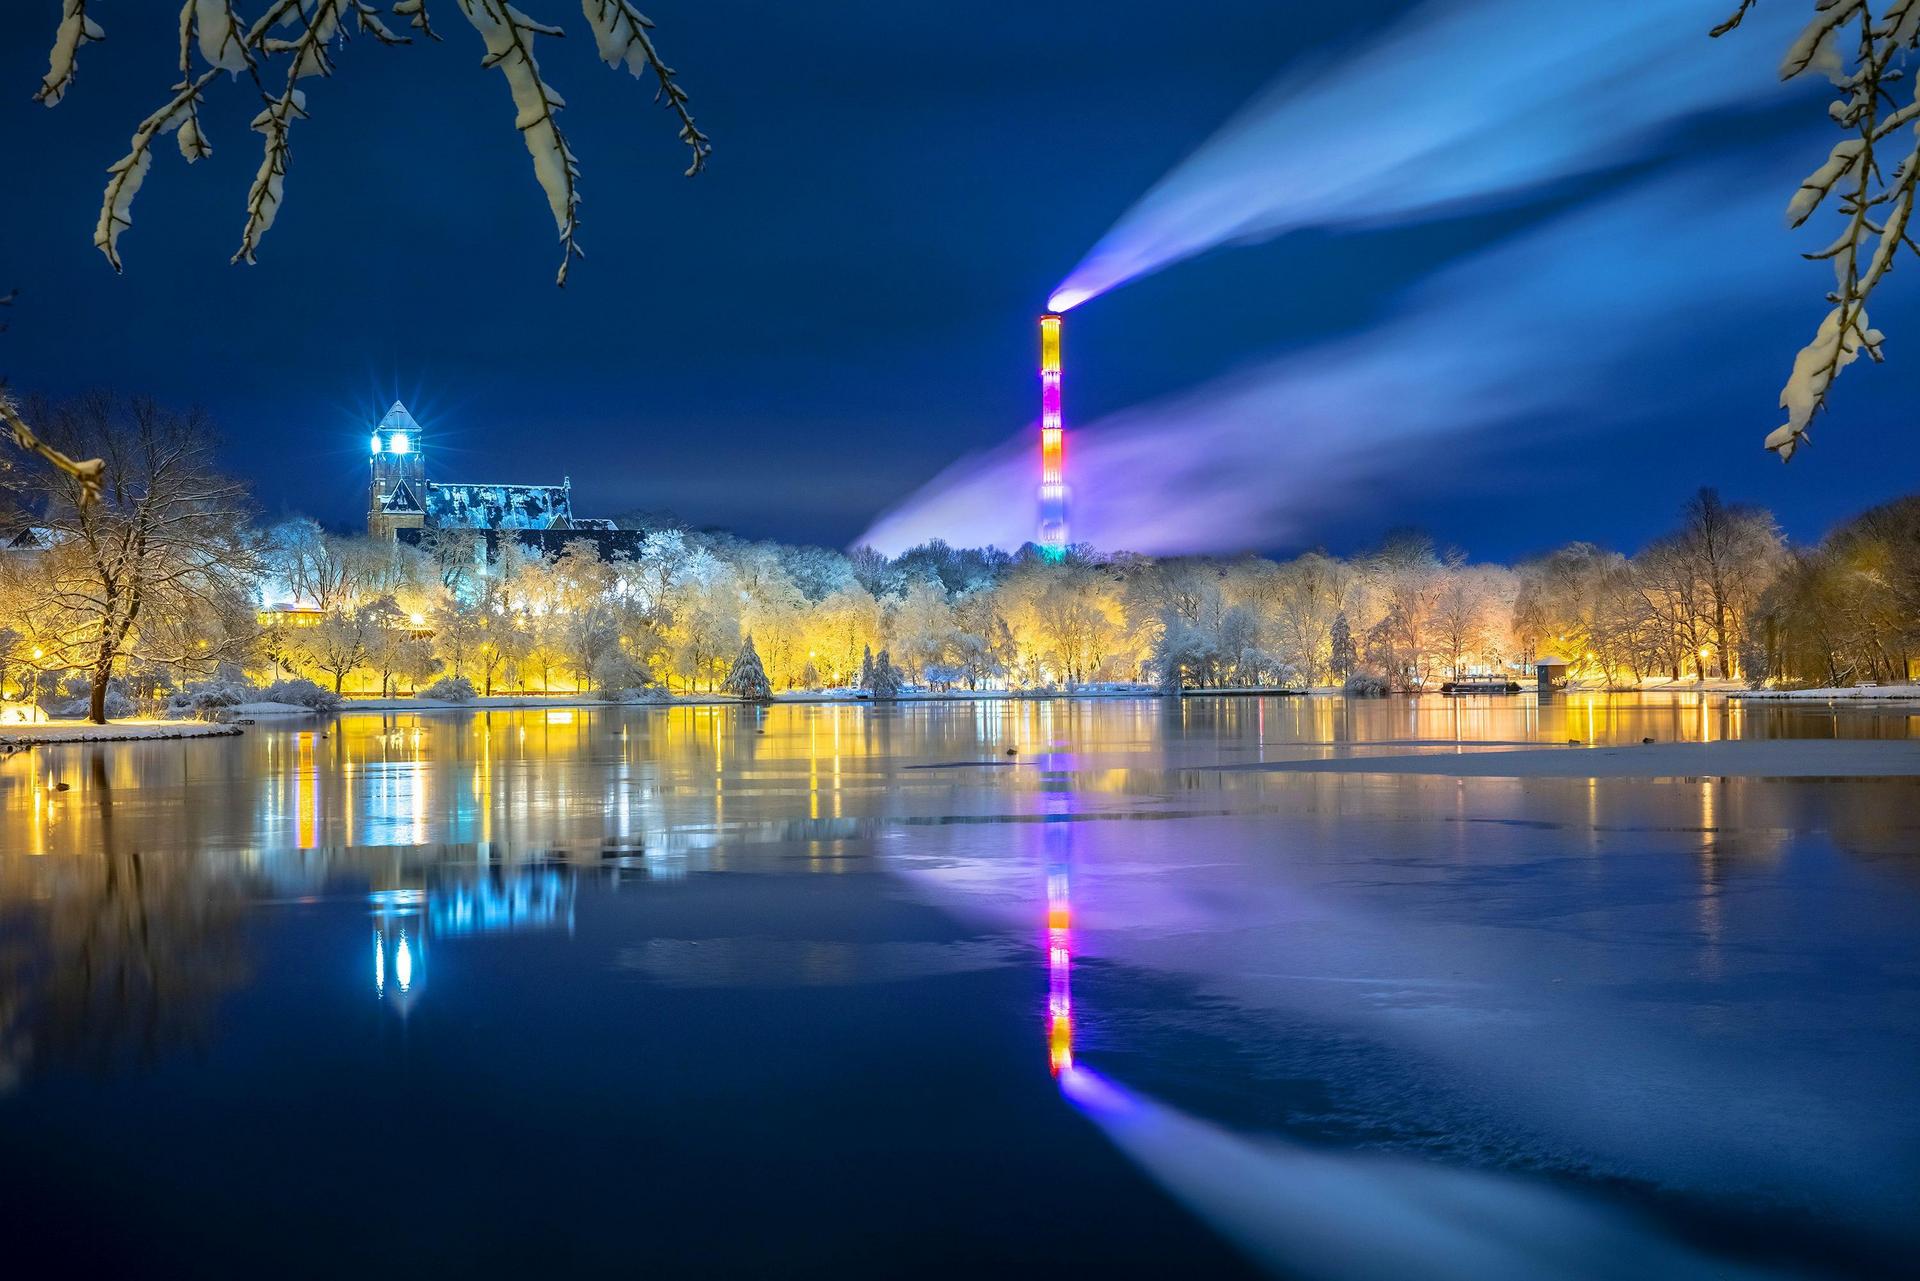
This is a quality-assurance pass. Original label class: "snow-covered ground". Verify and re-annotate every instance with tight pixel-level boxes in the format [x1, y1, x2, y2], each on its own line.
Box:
[345, 687, 1168, 712]
[227, 701, 324, 718]
[1738, 684, 1920, 701]
[1215, 738, 1920, 779]
[0, 719, 244, 747]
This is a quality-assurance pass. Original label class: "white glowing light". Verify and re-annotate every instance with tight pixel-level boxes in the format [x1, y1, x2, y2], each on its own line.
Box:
[395, 930, 414, 991]
[389, 431, 412, 455]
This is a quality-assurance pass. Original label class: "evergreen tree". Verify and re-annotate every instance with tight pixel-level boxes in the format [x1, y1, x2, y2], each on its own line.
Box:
[870, 648, 904, 700]
[723, 634, 774, 702]
[1329, 613, 1357, 681]
[858, 644, 876, 690]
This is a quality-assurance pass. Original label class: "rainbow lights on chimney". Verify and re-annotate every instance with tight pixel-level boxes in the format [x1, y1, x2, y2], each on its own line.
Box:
[1038, 312, 1067, 557]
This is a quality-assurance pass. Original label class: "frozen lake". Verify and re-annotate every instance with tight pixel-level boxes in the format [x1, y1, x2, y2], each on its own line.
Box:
[1, 694, 1915, 1278]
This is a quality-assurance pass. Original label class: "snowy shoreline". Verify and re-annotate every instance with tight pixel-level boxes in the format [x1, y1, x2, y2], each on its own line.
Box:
[1735, 684, 1920, 702]
[338, 687, 1183, 712]
[0, 720, 245, 748]
[1208, 738, 1920, 779]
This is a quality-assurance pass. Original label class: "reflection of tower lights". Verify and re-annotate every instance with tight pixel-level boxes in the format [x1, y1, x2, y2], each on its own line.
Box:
[1038, 312, 1068, 558]
[1047, 866, 1072, 1075]
[374, 928, 385, 997]
[1042, 766, 1074, 1076]
[395, 928, 414, 992]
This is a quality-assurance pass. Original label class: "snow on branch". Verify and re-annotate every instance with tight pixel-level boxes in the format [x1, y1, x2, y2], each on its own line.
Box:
[1, 394, 105, 505]
[35, 0, 105, 107]
[460, 1, 585, 284]
[36, 0, 709, 284]
[580, 0, 710, 175]
[1717, 1, 1920, 459]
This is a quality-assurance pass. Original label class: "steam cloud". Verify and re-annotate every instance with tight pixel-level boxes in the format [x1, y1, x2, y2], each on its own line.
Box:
[1048, 0, 1799, 311]
[862, 164, 1806, 557]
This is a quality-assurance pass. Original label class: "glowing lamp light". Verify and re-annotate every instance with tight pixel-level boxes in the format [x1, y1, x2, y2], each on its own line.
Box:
[370, 432, 382, 454]
[388, 431, 412, 455]
[409, 612, 426, 627]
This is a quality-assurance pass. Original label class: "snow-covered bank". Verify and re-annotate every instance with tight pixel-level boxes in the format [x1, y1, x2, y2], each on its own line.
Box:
[226, 701, 324, 718]
[342, 686, 1171, 713]
[1738, 684, 1920, 702]
[0, 720, 244, 747]
[1209, 738, 1920, 779]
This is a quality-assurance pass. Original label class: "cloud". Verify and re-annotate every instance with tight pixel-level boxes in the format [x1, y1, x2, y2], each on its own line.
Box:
[863, 156, 1811, 557]
[1050, 0, 1803, 311]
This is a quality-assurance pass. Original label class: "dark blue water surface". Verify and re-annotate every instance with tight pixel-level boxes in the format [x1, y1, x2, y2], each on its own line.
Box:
[1, 695, 1915, 1278]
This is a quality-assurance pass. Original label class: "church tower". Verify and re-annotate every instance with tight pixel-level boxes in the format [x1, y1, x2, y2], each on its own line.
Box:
[368, 401, 427, 538]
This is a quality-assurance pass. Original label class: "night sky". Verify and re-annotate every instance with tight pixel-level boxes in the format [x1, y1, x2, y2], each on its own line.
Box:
[2, 2, 1912, 558]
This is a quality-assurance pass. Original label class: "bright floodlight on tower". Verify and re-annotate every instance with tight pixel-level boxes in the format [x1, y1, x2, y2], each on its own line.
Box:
[1038, 312, 1067, 558]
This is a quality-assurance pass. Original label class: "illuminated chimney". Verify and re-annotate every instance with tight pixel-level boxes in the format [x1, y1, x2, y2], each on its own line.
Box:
[1038, 312, 1067, 557]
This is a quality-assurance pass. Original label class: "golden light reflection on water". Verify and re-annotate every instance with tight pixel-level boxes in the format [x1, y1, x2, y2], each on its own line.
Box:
[0, 696, 1912, 1090]
[0, 695, 1909, 873]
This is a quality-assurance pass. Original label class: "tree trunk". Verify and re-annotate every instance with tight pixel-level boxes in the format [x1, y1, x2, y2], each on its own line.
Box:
[334, 671, 344, 695]
[88, 669, 110, 725]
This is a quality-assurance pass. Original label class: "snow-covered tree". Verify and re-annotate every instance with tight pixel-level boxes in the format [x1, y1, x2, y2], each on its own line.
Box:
[33, 0, 709, 286]
[1328, 612, 1357, 682]
[722, 633, 773, 702]
[289, 604, 376, 694]
[12, 398, 260, 722]
[868, 647, 903, 700]
[361, 598, 440, 695]
[857, 644, 876, 691]
[1716, 2, 1920, 458]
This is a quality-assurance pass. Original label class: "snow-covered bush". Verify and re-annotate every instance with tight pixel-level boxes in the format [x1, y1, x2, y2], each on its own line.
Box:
[260, 678, 343, 713]
[168, 677, 252, 720]
[422, 676, 477, 704]
[1342, 672, 1390, 698]
[45, 676, 136, 720]
[592, 649, 652, 694]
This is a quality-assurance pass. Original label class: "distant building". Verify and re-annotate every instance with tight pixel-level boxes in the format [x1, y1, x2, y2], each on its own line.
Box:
[365, 401, 640, 559]
[0, 526, 58, 554]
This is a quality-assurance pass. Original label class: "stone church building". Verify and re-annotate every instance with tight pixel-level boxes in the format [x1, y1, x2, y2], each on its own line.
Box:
[366, 402, 640, 560]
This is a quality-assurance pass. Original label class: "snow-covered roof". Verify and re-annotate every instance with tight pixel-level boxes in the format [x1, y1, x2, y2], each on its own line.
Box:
[1, 526, 59, 552]
[423, 481, 574, 530]
[570, 517, 618, 531]
[378, 400, 421, 434]
[382, 482, 425, 514]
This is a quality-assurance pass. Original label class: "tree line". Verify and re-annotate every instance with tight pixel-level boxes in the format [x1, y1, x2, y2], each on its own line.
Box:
[2, 400, 1914, 721]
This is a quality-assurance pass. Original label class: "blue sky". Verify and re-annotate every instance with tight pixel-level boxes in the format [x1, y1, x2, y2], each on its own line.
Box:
[2, 1, 1911, 557]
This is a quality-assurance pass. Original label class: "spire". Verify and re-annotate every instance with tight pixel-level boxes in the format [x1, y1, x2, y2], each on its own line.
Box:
[377, 401, 420, 433]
